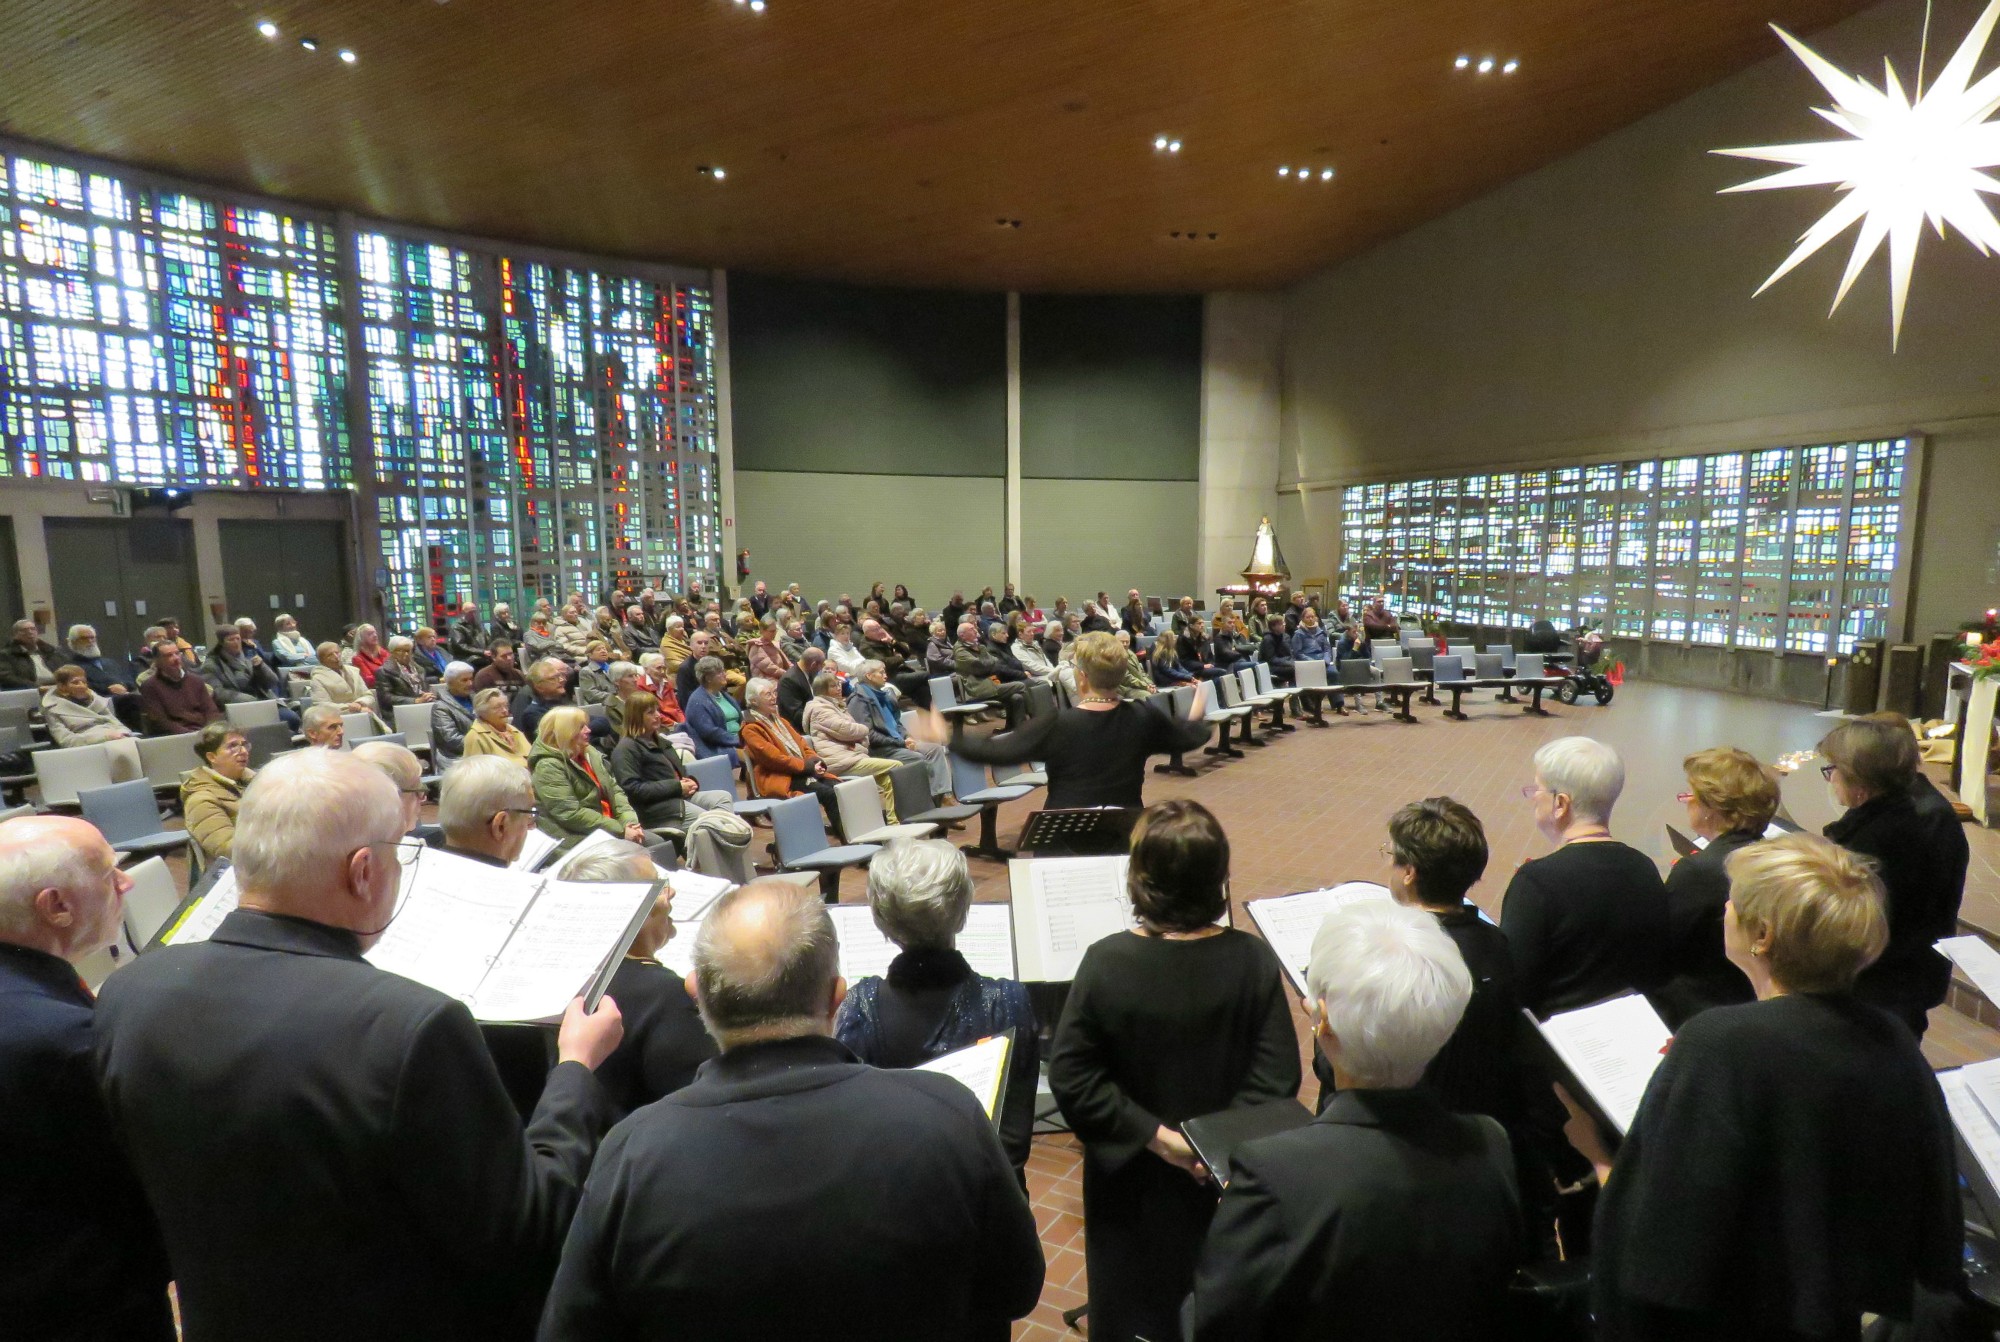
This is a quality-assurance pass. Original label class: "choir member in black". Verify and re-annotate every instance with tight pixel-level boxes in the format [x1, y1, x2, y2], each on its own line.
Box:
[1499, 736, 1669, 1017]
[95, 750, 625, 1342]
[539, 880, 1044, 1340]
[834, 839, 1039, 1174]
[948, 632, 1211, 810]
[1653, 747, 1776, 1028]
[0, 816, 174, 1341]
[1566, 833, 1961, 1341]
[1048, 801, 1301, 1342]
[559, 841, 717, 1119]
[1382, 796, 1561, 1249]
[1820, 715, 1971, 1038]
[1183, 900, 1525, 1341]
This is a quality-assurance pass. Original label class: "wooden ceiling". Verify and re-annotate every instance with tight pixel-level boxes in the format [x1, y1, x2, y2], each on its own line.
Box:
[0, 0, 1881, 291]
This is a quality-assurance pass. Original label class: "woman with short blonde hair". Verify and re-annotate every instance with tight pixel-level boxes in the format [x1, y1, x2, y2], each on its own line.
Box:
[1579, 832, 1952, 1342]
[1655, 747, 1784, 1026]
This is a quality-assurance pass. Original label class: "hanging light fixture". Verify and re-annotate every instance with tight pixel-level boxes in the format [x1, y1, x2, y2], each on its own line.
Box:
[1714, 0, 2000, 349]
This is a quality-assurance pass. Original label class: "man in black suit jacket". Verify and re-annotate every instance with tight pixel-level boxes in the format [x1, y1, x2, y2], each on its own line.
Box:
[0, 815, 174, 1341]
[776, 646, 823, 731]
[1184, 899, 1523, 1341]
[95, 749, 626, 1342]
[539, 879, 1045, 1341]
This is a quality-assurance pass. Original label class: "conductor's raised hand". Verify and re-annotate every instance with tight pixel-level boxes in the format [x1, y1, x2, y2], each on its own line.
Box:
[557, 994, 624, 1070]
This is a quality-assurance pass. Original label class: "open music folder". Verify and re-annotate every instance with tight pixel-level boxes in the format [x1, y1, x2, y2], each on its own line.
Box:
[914, 1031, 1014, 1127]
[1942, 1064, 2000, 1227]
[1527, 994, 1673, 1138]
[826, 903, 1017, 983]
[165, 847, 659, 1025]
[1245, 883, 1392, 997]
[1939, 935, 2000, 1008]
[1007, 855, 1133, 982]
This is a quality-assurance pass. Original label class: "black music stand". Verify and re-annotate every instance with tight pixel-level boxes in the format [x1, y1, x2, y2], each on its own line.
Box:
[1016, 807, 1137, 857]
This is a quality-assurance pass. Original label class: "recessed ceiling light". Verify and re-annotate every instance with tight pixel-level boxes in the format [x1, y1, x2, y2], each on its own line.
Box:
[1168, 139, 1182, 152]
[1477, 57, 1494, 73]
[257, 20, 279, 38]
[1278, 166, 1290, 176]
[299, 35, 318, 50]
[1502, 59, 1519, 74]
[1454, 54, 1470, 69]
[338, 48, 357, 63]
[1320, 167, 1335, 180]
[749, 0, 766, 10]
[1154, 135, 1169, 150]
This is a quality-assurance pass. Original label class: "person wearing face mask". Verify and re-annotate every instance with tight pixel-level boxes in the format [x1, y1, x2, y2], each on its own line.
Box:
[93, 750, 624, 1342]
[1817, 717, 1968, 1039]
[1497, 736, 1669, 1020]
[1563, 834, 1961, 1342]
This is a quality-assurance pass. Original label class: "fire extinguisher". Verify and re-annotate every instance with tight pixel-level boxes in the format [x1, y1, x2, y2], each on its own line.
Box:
[736, 548, 751, 582]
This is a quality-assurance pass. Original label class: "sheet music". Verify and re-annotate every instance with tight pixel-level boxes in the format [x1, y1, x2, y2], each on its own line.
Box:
[469, 880, 659, 1024]
[509, 828, 561, 873]
[1246, 883, 1392, 996]
[162, 867, 241, 945]
[364, 851, 540, 1001]
[1536, 994, 1673, 1136]
[828, 905, 901, 983]
[1939, 936, 2000, 1008]
[664, 869, 734, 920]
[1943, 1069, 2000, 1195]
[915, 1034, 1012, 1120]
[956, 904, 1017, 979]
[656, 917, 703, 979]
[1011, 856, 1131, 982]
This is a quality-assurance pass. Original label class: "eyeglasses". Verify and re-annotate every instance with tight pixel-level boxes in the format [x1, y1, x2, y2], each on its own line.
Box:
[504, 806, 540, 819]
[220, 738, 251, 753]
[1377, 841, 1402, 862]
[1519, 784, 1543, 799]
[1819, 763, 1838, 781]
[353, 837, 428, 867]
[1675, 791, 1696, 803]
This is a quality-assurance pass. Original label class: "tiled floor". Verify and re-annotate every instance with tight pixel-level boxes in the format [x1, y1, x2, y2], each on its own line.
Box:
[133, 679, 2000, 1342]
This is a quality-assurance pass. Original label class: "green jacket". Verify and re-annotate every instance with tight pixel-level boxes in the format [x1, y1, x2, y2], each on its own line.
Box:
[528, 740, 640, 848]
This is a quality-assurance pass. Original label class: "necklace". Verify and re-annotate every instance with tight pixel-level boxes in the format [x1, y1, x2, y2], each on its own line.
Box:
[1078, 693, 1120, 706]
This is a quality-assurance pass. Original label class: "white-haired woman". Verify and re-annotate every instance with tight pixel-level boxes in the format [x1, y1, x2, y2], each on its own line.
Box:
[461, 687, 531, 766]
[1570, 834, 1958, 1342]
[560, 839, 716, 1116]
[1498, 736, 1669, 1018]
[307, 642, 379, 723]
[1184, 899, 1524, 1339]
[834, 840, 1038, 1174]
[373, 635, 435, 713]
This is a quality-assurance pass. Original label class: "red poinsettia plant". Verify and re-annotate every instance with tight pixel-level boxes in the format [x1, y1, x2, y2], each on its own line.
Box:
[1969, 639, 2000, 682]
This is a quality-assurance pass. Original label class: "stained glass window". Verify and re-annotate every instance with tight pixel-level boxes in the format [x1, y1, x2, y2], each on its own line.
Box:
[0, 152, 349, 486]
[362, 232, 722, 631]
[1333, 439, 1912, 652]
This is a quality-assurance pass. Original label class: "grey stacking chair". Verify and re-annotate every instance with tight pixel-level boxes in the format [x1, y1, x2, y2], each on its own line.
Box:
[223, 699, 282, 729]
[120, 856, 183, 951]
[888, 761, 980, 831]
[241, 721, 298, 770]
[766, 793, 880, 902]
[948, 754, 1034, 862]
[832, 777, 938, 845]
[33, 743, 117, 808]
[137, 732, 202, 798]
[78, 780, 188, 861]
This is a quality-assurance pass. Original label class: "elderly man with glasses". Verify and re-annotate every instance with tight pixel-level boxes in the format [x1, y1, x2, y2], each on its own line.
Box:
[94, 748, 625, 1342]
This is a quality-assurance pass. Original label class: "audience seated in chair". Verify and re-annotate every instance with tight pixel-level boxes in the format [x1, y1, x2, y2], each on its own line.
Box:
[461, 687, 533, 766]
[512, 659, 576, 744]
[952, 621, 1028, 730]
[180, 721, 254, 864]
[299, 703, 347, 750]
[0, 618, 60, 692]
[373, 636, 437, 716]
[529, 705, 649, 856]
[803, 670, 902, 822]
[740, 676, 845, 834]
[429, 664, 478, 766]
[683, 658, 745, 766]
[609, 691, 737, 833]
[137, 640, 223, 736]
[471, 640, 526, 696]
[269, 613, 317, 669]
[852, 659, 953, 801]
[42, 665, 135, 747]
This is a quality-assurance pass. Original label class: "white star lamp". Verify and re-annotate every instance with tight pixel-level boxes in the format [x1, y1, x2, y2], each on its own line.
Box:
[1715, 0, 2000, 348]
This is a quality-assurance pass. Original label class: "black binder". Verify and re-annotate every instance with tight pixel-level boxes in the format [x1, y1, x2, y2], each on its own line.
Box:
[1181, 1098, 1314, 1189]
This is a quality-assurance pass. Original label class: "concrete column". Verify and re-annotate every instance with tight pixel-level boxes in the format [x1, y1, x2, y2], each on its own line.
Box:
[1005, 291, 1022, 589]
[1197, 293, 1285, 595]
[712, 268, 740, 595]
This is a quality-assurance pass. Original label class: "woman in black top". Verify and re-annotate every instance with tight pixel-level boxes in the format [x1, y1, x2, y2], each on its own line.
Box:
[950, 633, 1211, 810]
[1654, 747, 1776, 1028]
[833, 840, 1038, 1174]
[1569, 833, 1960, 1341]
[1819, 717, 1968, 1038]
[1049, 801, 1301, 1342]
[558, 843, 717, 1118]
[1498, 736, 1669, 1018]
